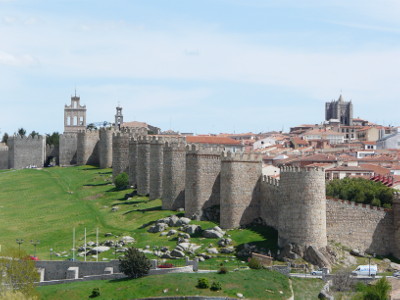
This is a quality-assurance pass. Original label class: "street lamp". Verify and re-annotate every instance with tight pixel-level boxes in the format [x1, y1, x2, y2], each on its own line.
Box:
[50, 248, 53, 260]
[368, 253, 376, 277]
[16, 239, 24, 257]
[30, 240, 40, 258]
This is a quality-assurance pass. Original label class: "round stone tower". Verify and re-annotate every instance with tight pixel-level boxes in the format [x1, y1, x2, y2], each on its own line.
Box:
[137, 135, 151, 196]
[220, 151, 262, 229]
[161, 138, 186, 210]
[391, 192, 400, 259]
[149, 136, 165, 200]
[278, 166, 327, 249]
[185, 144, 222, 220]
[112, 131, 130, 179]
[128, 137, 138, 187]
[99, 128, 113, 168]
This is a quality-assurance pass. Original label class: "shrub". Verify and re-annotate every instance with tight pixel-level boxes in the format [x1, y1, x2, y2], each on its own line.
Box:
[197, 278, 210, 289]
[362, 277, 391, 300]
[119, 247, 152, 279]
[210, 281, 222, 291]
[114, 172, 129, 190]
[218, 266, 228, 274]
[248, 257, 262, 269]
[89, 288, 100, 298]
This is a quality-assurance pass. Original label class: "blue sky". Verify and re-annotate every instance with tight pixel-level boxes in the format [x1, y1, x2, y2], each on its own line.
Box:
[0, 0, 399, 136]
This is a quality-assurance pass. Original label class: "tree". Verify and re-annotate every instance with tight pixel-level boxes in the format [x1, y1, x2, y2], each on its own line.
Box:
[29, 131, 39, 138]
[17, 128, 26, 137]
[119, 247, 151, 279]
[46, 132, 60, 146]
[1, 132, 8, 144]
[114, 172, 129, 190]
[357, 277, 391, 300]
[87, 123, 97, 131]
[0, 247, 39, 299]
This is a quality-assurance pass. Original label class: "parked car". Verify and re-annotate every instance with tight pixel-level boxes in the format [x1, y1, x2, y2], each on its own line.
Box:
[311, 269, 329, 276]
[393, 271, 400, 277]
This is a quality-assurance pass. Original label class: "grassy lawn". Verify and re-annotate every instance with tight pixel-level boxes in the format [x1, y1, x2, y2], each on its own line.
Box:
[291, 277, 325, 300]
[38, 269, 292, 300]
[0, 166, 277, 264]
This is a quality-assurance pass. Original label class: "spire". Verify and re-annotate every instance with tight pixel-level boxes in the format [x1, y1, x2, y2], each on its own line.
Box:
[338, 94, 343, 102]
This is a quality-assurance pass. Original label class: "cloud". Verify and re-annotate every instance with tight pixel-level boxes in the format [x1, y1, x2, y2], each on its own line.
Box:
[0, 51, 38, 67]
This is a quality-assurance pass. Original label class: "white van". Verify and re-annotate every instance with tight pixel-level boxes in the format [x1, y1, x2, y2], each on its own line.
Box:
[352, 265, 378, 276]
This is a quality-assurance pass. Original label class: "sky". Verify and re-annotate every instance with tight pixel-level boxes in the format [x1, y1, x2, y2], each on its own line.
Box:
[0, 0, 399, 136]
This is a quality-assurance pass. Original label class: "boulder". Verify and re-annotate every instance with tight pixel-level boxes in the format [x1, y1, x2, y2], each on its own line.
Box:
[171, 249, 185, 257]
[160, 232, 168, 236]
[89, 246, 110, 254]
[168, 215, 180, 227]
[161, 252, 173, 259]
[220, 246, 235, 254]
[218, 238, 232, 247]
[111, 206, 119, 212]
[156, 218, 170, 224]
[390, 262, 400, 270]
[304, 246, 331, 268]
[207, 247, 219, 254]
[350, 249, 364, 257]
[167, 229, 177, 236]
[178, 243, 201, 252]
[148, 223, 168, 233]
[184, 225, 202, 235]
[104, 233, 113, 237]
[120, 236, 135, 243]
[203, 229, 224, 239]
[176, 217, 191, 226]
[178, 233, 191, 239]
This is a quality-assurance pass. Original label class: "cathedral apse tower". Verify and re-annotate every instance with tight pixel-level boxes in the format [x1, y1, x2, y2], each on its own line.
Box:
[325, 95, 353, 126]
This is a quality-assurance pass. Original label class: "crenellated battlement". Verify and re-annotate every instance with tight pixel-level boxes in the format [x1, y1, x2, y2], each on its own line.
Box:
[10, 134, 45, 141]
[327, 197, 391, 212]
[280, 165, 325, 173]
[262, 175, 280, 187]
[186, 143, 224, 155]
[221, 150, 261, 162]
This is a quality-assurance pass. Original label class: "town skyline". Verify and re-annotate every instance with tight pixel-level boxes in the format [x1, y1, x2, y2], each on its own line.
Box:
[1, 0, 400, 135]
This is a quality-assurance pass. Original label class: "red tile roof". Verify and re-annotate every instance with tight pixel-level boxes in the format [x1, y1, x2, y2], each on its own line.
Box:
[186, 136, 242, 145]
[359, 164, 391, 176]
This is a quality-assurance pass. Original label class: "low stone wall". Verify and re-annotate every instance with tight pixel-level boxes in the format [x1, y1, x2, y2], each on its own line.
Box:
[38, 273, 126, 286]
[35, 260, 120, 281]
[326, 199, 394, 255]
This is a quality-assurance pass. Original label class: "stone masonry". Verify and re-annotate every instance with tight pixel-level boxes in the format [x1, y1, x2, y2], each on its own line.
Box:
[185, 144, 222, 220]
[59, 133, 78, 166]
[149, 136, 165, 200]
[137, 136, 151, 196]
[8, 135, 46, 169]
[77, 130, 100, 166]
[0, 143, 9, 169]
[112, 132, 130, 179]
[220, 151, 262, 229]
[99, 128, 114, 168]
[162, 139, 186, 210]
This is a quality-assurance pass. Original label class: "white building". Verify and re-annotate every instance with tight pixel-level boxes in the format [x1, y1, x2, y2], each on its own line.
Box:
[376, 129, 400, 150]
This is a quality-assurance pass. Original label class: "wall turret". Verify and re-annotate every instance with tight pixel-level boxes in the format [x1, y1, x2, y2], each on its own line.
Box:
[392, 192, 400, 258]
[220, 151, 262, 228]
[149, 136, 166, 200]
[137, 135, 152, 196]
[77, 130, 100, 166]
[128, 137, 138, 187]
[278, 166, 327, 249]
[8, 135, 46, 169]
[99, 128, 114, 168]
[185, 144, 223, 220]
[162, 138, 186, 210]
[112, 132, 130, 179]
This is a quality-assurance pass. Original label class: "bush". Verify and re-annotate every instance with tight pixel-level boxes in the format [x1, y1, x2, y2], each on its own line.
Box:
[89, 288, 100, 298]
[114, 172, 129, 190]
[218, 266, 228, 274]
[119, 247, 152, 279]
[197, 278, 210, 289]
[362, 277, 391, 300]
[210, 281, 222, 291]
[248, 257, 262, 269]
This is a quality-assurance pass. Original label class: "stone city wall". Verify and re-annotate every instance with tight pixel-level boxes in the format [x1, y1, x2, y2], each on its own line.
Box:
[220, 152, 262, 229]
[137, 136, 152, 196]
[46, 144, 59, 166]
[7, 135, 46, 169]
[129, 137, 138, 186]
[259, 176, 281, 229]
[99, 128, 114, 168]
[149, 136, 166, 200]
[277, 167, 327, 249]
[185, 144, 222, 220]
[59, 133, 78, 166]
[326, 198, 393, 255]
[0, 144, 9, 169]
[162, 139, 186, 210]
[112, 132, 131, 179]
[77, 130, 100, 166]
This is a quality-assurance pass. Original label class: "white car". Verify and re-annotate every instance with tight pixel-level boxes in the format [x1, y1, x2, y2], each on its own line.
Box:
[311, 269, 329, 276]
